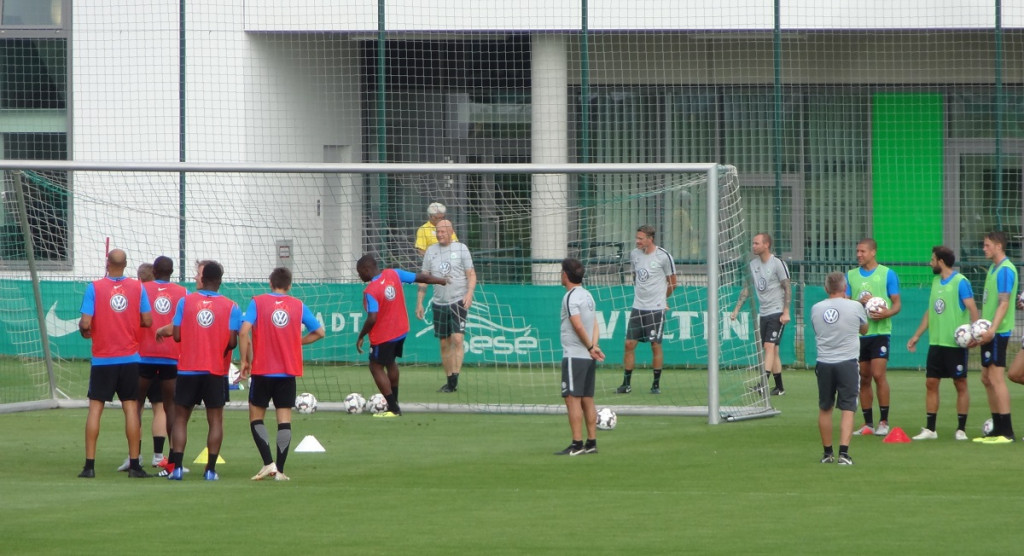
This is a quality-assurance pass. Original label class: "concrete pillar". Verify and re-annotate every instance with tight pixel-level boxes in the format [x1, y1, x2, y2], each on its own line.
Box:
[531, 34, 569, 284]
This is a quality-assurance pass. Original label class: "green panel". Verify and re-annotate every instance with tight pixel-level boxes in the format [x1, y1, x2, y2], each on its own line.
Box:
[1, 281, 773, 367]
[871, 93, 944, 287]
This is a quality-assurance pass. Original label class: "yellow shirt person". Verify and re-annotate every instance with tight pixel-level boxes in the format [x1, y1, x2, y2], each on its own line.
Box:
[415, 202, 458, 255]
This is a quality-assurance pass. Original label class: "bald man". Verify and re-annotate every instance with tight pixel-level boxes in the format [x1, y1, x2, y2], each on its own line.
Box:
[78, 249, 153, 478]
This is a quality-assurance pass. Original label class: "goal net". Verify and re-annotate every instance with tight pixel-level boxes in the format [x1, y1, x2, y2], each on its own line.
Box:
[0, 162, 774, 422]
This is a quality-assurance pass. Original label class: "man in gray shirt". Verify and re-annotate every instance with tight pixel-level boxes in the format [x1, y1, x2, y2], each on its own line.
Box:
[811, 271, 869, 465]
[416, 220, 477, 393]
[556, 258, 605, 456]
[731, 232, 791, 396]
[617, 225, 677, 395]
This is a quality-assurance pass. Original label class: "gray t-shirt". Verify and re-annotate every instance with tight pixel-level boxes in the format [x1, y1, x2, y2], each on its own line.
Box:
[630, 246, 676, 310]
[749, 255, 790, 315]
[421, 241, 474, 305]
[561, 286, 597, 359]
[811, 297, 867, 363]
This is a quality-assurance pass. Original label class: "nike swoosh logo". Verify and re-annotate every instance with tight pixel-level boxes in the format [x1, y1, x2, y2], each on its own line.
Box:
[158, 287, 167, 291]
[45, 302, 81, 337]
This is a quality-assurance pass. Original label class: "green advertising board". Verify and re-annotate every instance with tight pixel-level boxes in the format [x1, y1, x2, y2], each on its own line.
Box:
[3, 281, 778, 367]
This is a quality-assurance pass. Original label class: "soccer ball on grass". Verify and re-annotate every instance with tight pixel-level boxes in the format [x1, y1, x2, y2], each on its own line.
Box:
[970, 319, 992, 341]
[596, 407, 617, 430]
[342, 393, 366, 414]
[953, 324, 974, 348]
[982, 418, 994, 436]
[365, 393, 388, 414]
[295, 392, 318, 414]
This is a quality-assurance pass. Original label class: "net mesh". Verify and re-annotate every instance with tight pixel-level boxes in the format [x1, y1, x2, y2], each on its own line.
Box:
[0, 165, 770, 419]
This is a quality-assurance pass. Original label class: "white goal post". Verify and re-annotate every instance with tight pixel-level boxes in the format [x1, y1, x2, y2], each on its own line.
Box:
[0, 160, 777, 424]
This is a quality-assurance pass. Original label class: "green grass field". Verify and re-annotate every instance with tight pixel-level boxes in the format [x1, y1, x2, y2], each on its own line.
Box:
[2, 369, 1023, 554]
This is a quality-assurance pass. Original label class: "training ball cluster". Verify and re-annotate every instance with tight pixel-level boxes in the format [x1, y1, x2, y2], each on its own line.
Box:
[953, 324, 974, 348]
[295, 392, 318, 414]
[596, 407, 617, 430]
[342, 393, 366, 414]
[364, 393, 388, 414]
[971, 319, 992, 341]
[864, 296, 888, 314]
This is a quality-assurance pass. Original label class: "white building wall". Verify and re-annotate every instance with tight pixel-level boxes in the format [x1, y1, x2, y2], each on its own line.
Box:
[69, 2, 364, 281]
[244, 0, 1024, 31]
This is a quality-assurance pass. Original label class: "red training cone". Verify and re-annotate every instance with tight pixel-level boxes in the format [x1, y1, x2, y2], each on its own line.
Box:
[882, 427, 911, 443]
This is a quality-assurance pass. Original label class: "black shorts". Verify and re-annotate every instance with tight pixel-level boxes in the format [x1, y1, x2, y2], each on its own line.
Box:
[561, 357, 596, 398]
[174, 373, 228, 409]
[139, 362, 178, 381]
[858, 335, 891, 362]
[815, 359, 859, 411]
[249, 376, 297, 409]
[926, 345, 969, 379]
[432, 302, 467, 338]
[981, 334, 1010, 368]
[759, 313, 785, 346]
[87, 362, 140, 403]
[145, 379, 163, 404]
[626, 309, 664, 344]
[370, 338, 405, 366]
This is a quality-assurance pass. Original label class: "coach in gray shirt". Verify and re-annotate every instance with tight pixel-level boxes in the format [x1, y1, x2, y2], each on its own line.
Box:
[616, 224, 677, 395]
[811, 271, 869, 466]
[416, 220, 476, 393]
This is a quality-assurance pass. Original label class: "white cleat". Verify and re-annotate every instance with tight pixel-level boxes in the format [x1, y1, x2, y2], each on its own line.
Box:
[251, 462, 279, 481]
[274, 472, 290, 481]
[954, 429, 969, 441]
[116, 457, 131, 472]
[852, 425, 874, 436]
[912, 428, 938, 440]
[873, 422, 890, 436]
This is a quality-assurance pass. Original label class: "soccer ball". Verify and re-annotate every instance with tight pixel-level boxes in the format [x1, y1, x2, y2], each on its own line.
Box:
[953, 324, 974, 348]
[295, 392, 318, 414]
[365, 393, 388, 414]
[971, 319, 992, 341]
[865, 296, 888, 315]
[596, 407, 617, 430]
[342, 393, 366, 414]
[982, 418, 994, 436]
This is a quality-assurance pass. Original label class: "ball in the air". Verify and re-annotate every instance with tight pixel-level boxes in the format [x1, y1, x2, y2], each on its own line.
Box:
[365, 393, 388, 414]
[953, 324, 974, 348]
[596, 407, 617, 430]
[971, 319, 992, 341]
[342, 393, 366, 414]
[865, 296, 888, 315]
[295, 392, 318, 414]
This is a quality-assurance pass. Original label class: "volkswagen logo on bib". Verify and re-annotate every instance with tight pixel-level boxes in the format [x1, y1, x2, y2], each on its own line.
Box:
[109, 294, 128, 312]
[384, 285, 397, 300]
[196, 308, 215, 328]
[272, 308, 290, 328]
[154, 296, 173, 315]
